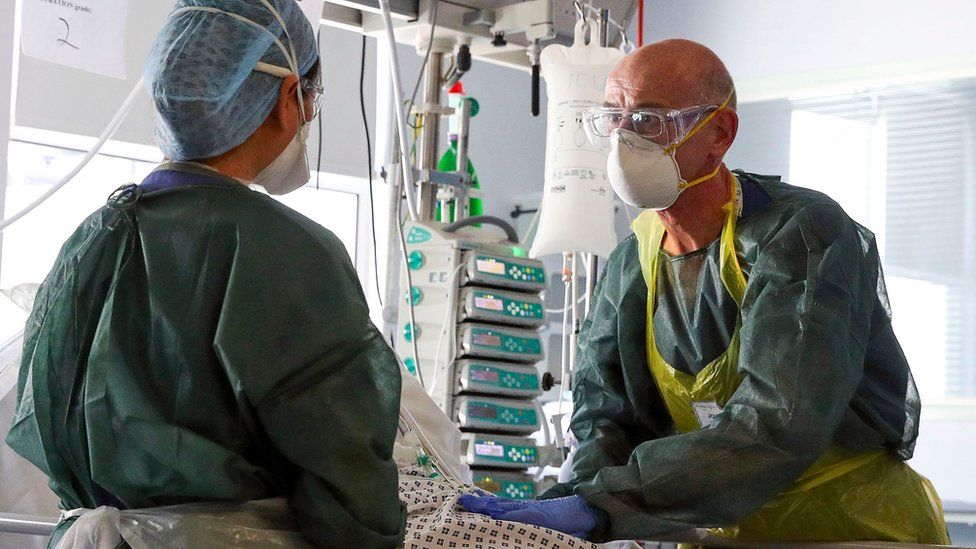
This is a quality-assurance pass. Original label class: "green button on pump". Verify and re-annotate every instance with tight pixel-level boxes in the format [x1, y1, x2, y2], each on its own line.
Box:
[405, 286, 423, 305]
[404, 358, 417, 376]
[408, 251, 425, 271]
[403, 323, 420, 342]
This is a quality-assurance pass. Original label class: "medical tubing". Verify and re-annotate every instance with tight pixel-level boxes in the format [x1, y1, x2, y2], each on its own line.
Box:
[558, 253, 571, 416]
[442, 215, 519, 243]
[0, 77, 144, 234]
[407, 0, 440, 110]
[531, 63, 541, 117]
[570, 253, 580, 381]
[397, 214, 424, 388]
[0, 329, 24, 356]
[534, 399, 553, 481]
[520, 204, 542, 246]
[361, 34, 383, 306]
[378, 0, 420, 221]
[545, 293, 585, 315]
[398, 402, 464, 488]
[428, 263, 465, 397]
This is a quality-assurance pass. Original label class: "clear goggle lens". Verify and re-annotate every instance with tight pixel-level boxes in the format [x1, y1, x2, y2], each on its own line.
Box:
[583, 105, 719, 149]
[301, 76, 324, 118]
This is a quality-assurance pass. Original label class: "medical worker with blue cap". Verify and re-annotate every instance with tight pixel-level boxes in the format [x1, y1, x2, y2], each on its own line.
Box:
[5, 1, 407, 547]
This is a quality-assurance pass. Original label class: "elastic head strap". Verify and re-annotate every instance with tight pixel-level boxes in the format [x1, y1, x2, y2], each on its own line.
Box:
[664, 90, 735, 154]
[169, 7, 295, 73]
[170, 3, 307, 124]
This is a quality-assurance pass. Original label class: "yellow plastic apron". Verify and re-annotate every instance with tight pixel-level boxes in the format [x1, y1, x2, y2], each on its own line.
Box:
[632, 176, 950, 544]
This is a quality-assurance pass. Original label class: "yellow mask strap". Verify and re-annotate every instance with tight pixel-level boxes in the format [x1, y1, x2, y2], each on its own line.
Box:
[664, 90, 734, 154]
[678, 163, 721, 191]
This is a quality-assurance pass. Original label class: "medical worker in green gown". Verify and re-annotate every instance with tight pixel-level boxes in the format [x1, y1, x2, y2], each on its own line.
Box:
[461, 39, 950, 545]
[5, 1, 406, 547]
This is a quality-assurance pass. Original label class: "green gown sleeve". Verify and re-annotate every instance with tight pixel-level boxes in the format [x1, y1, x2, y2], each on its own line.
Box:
[212, 203, 406, 548]
[541, 238, 661, 501]
[572, 202, 878, 542]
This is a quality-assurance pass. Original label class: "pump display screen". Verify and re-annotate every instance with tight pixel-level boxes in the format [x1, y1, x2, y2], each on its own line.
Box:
[473, 333, 502, 347]
[470, 369, 500, 383]
[474, 295, 504, 311]
[474, 443, 505, 458]
[475, 259, 506, 275]
[468, 404, 498, 420]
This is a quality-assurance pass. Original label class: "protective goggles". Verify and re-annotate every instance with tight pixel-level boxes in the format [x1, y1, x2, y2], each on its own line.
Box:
[583, 91, 733, 150]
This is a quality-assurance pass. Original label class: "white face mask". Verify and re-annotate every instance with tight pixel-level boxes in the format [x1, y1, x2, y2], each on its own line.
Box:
[606, 129, 722, 211]
[605, 92, 732, 210]
[254, 123, 311, 195]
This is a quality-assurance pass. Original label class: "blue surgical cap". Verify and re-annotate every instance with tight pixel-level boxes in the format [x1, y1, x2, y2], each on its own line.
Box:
[145, 0, 318, 160]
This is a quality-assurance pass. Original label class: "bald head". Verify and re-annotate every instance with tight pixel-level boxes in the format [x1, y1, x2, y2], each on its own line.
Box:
[606, 39, 736, 111]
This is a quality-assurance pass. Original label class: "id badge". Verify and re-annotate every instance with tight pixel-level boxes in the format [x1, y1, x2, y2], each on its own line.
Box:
[691, 401, 723, 428]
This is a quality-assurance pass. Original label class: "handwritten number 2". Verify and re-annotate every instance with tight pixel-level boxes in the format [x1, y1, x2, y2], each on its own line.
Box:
[57, 17, 79, 50]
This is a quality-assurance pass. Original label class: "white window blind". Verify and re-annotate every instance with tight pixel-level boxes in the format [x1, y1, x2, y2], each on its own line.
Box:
[788, 79, 976, 399]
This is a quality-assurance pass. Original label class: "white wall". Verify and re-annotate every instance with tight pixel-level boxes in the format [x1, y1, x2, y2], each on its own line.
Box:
[307, 28, 378, 179]
[645, 0, 976, 100]
[0, 0, 14, 268]
[914, 416, 976, 505]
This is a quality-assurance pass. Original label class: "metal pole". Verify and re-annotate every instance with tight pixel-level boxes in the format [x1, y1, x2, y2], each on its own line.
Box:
[454, 97, 472, 221]
[584, 253, 598, 316]
[416, 52, 443, 221]
[559, 252, 572, 414]
[0, 0, 18, 268]
[0, 514, 57, 537]
[382, 131, 404, 340]
[598, 8, 610, 47]
[569, 253, 580, 376]
[378, 0, 420, 221]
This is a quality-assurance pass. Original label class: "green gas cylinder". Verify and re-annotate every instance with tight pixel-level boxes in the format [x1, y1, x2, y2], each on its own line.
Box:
[436, 138, 483, 222]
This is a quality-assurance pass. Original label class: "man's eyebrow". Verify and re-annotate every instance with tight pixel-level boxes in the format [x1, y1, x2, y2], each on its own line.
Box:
[602, 101, 670, 109]
[634, 101, 671, 109]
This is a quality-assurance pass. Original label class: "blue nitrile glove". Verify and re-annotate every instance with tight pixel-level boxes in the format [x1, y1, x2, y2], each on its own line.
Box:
[458, 494, 598, 538]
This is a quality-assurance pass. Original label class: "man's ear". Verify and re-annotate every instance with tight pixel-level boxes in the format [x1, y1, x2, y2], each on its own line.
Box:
[712, 108, 739, 157]
[268, 75, 302, 132]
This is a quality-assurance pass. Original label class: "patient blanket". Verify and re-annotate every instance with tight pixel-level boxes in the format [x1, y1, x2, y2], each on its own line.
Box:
[400, 466, 597, 549]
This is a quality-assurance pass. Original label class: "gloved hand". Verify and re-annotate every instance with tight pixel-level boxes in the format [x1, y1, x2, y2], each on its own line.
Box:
[458, 494, 598, 539]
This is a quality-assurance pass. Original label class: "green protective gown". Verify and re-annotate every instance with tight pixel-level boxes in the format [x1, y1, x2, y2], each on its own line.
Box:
[542, 171, 926, 542]
[5, 163, 407, 548]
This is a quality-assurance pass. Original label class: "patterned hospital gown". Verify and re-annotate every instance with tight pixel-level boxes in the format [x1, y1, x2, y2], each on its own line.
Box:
[399, 467, 597, 549]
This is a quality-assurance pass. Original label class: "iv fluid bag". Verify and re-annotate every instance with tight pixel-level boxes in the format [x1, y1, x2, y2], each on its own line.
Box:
[530, 22, 623, 259]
